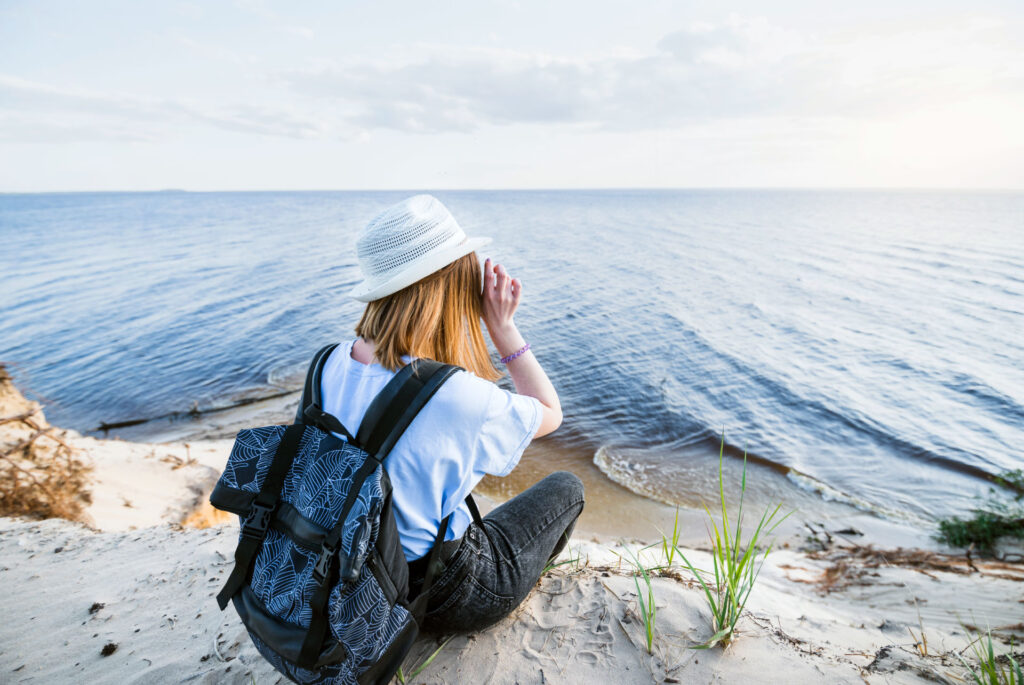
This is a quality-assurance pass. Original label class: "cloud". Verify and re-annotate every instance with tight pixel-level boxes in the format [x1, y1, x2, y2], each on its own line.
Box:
[0, 75, 329, 141]
[233, 0, 316, 40]
[2, 15, 1019, 144]
[279, 15, 1023, 133]
[0, 113, 161, 143]
[283, 25, 315, 40]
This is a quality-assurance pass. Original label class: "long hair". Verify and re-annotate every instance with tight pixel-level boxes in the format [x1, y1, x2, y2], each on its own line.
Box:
[354, 252, 500, 381]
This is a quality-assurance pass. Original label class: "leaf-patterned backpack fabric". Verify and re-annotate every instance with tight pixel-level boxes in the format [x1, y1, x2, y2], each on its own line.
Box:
[210, 343, 476, 684]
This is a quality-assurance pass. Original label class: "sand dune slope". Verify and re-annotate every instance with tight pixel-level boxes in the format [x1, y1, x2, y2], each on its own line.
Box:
[3, 515, 1020, 684]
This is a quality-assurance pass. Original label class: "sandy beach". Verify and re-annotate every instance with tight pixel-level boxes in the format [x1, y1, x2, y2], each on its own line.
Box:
[2, 370, 1022, 684]
[4, 0, 1023, 679]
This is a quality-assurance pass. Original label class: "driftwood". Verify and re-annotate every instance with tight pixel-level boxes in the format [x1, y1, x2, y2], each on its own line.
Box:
[790, 543, 1024, 595]
[93, 388, 297, 434]
[0, 409, 39, 426]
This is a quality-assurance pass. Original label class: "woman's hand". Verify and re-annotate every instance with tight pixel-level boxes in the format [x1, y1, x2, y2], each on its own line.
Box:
[482, 258, 523, 356]
[480, 257, 563, 438]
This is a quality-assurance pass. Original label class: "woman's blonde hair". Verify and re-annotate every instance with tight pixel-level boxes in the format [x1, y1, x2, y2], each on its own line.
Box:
[354, 253, 500, 381]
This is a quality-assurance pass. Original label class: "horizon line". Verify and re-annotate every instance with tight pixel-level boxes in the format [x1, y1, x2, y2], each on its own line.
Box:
[3, 185, 1023, 195]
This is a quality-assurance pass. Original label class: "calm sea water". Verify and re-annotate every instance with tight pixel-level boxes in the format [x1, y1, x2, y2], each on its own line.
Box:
[2, 190, 1022, 522]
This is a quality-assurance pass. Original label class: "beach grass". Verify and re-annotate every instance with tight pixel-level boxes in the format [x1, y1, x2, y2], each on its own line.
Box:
[957, 623, 1022, 685]
[658, 506, 681, 567]
[677, 435, 790, 649]
[623, 545, 657, 654]
[907, 599, 929, 657]
[396, 636, 452, 684]
[543, 534, 584, 574]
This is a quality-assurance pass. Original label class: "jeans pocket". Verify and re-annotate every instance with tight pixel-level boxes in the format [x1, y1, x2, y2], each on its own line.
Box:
[426, 573, 515, 633]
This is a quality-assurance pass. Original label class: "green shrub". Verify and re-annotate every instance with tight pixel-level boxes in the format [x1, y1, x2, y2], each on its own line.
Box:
[937, 470, 1024, 555]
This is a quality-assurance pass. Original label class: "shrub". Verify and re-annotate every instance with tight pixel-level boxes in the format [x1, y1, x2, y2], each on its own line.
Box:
[937, 470, 1024, 555]
[0, 365, 92, 521]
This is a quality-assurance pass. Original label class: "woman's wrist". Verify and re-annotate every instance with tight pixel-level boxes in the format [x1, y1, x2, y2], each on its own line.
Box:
[488, 322, 525, 359]
[500, 342, 531, 365]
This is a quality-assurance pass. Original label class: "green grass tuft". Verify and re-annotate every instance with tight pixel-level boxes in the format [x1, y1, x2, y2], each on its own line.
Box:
[676, 433, 790, 649]
[957, 623, 1023, 685]
[938, 512, 1024, 553]
[623, 546, 657, 653]
[543, 533, 584, 575]
[658, 506, 681, 567]
[396, 636, 452, 684]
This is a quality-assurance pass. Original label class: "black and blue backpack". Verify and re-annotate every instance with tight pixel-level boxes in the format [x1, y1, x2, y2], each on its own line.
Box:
[209, 343, 482, 684]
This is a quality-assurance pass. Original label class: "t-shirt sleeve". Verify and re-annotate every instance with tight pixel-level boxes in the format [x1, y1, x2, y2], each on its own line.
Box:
[473, 381, 544, 477]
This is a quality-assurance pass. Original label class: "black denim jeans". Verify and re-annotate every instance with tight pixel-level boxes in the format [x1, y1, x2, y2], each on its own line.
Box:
[411, 471, 585, 634]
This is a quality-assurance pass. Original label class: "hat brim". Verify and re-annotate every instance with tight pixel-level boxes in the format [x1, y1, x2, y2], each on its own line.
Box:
[348, 236, 492, 302]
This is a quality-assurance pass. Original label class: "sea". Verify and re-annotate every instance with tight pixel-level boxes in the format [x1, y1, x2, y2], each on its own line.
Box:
[2, 190, 1022, 524]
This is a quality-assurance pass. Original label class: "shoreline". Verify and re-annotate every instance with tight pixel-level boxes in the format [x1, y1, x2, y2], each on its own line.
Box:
[92, 385, 940, 551]
[3, 371, 1022, 683]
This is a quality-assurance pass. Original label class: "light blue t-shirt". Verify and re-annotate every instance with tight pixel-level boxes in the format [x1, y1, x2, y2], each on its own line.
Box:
[318, 339, 543, 561]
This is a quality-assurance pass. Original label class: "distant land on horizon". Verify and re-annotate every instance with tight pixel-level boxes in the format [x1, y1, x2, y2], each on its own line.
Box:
[3, 186, 1023, 195]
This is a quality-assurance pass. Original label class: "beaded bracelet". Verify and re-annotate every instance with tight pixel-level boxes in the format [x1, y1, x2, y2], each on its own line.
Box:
[500, 343, 531, 365]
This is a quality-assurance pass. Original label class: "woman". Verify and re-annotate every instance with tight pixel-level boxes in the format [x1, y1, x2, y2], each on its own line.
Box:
[316, 194, 584, 633]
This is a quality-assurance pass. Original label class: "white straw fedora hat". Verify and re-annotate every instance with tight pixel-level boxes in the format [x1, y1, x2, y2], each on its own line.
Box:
[348, 194, 491, 302]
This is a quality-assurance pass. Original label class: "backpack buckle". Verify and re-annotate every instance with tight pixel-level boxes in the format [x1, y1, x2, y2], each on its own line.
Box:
[312, 541, 337, 585]
[241, 502, 274, 540]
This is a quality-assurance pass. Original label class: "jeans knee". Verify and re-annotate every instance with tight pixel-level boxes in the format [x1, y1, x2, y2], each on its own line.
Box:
[545, 470, 585, 508]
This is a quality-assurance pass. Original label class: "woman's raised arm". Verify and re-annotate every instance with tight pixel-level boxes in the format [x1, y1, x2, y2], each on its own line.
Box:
[481, 257, 563, 438]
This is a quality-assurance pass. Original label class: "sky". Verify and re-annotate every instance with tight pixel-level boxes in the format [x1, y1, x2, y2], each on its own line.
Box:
[1, 0, 1022, 191]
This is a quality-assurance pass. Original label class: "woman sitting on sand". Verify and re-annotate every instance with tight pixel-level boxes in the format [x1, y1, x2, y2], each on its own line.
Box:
[311, 194, 584, 633]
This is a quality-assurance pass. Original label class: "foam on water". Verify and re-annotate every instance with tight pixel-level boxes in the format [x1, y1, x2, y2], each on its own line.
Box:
[782, 470, 925, 525]
[595, 441, 930, 526]
[266, 362, 308, 390]
[593, 445, 674, 506]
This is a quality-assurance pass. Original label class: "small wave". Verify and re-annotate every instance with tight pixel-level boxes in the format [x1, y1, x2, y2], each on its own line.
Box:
[942, 372, 1024, 423]
[783, 471, 925, 525]
[594, 441, 928, 525]
[592, 445, 681, 507]
[267, 362, 307, 389]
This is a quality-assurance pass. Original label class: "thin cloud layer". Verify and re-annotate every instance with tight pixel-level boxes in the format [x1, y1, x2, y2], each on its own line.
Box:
[0, 75, 327, 142]
[279, 16, 1021, 134]
[2, 14, 1019, 145]
[2, 9, 1022, 215]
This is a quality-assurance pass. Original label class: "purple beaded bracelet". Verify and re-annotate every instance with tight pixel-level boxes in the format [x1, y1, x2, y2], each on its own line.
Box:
[500, 343, 531, 365]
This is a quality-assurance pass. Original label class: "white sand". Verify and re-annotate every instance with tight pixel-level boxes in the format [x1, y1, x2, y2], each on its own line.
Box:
[75, 434, 233, 531]
[3, 516, 1021, 684]
[2, 377, 1022, 683]
[0, 372, 233, 532]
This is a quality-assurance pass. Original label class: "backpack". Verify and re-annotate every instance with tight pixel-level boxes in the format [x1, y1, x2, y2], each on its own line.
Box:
[209, 343, 482, 684]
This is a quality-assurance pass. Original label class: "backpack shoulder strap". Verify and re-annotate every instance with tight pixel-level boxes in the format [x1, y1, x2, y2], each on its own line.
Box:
[294, 342, 337, 424]
[356, 359, 461, 461]
[465, 492, 485, 526]
[296, 343, 360, 443]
